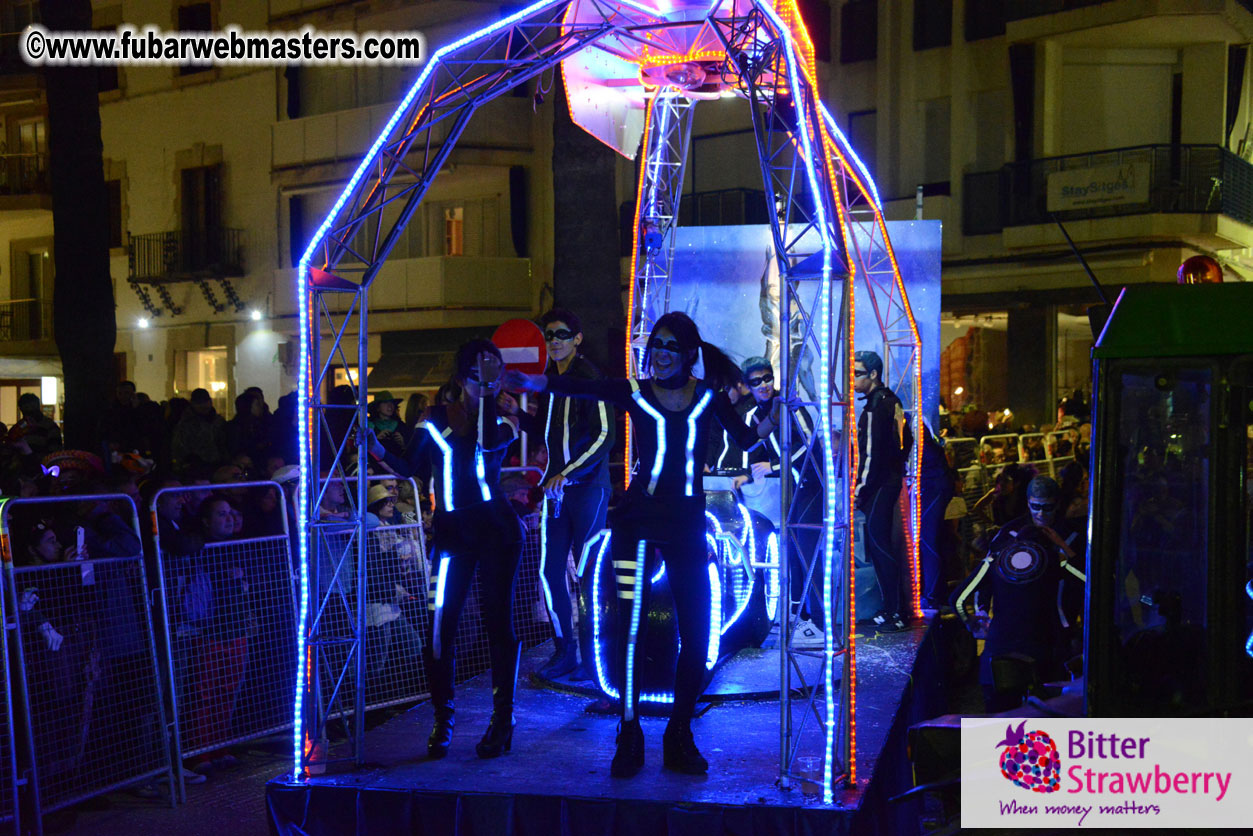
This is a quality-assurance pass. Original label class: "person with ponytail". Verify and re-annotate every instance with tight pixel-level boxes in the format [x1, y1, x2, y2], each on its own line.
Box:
[370, 339, 522, 761]
[504, 311, 780, 778]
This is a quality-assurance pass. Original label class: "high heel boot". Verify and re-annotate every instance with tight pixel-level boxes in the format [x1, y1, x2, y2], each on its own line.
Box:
[475, 711, 515, 758]
[427, 704, 454, 758]
[610, 718, 645, 778]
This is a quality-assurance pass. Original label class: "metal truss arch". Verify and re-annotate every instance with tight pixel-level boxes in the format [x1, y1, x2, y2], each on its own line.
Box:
[294, 0, 923, 808]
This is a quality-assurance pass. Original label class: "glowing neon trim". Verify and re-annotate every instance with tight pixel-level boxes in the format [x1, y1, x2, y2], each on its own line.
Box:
[758, 0, 840, 800]
[591, 532, 616, 697]
[432, 554, 450, 658]
[623, 539, 648, 720]
[765, 532, 781, 621]
[719, 503, 758, 634]
[652, 564, 666, 584]
[706, 554, 722, 670]
[538, 497, 561, 639]
[632, 390, 666, 494]
[474, 447, 492, 503]
[1246, 581, 1253, 658]
[685, 389, 714, 495]
[423, 423, 455, 511]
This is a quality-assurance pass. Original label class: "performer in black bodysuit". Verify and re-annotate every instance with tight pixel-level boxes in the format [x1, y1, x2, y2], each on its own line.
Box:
[951, 475, 1086, 711]
[740, 357, 828, 635]
[853, 350, 911, 632]
[498, 308, 614, 680]
[505, 312, 781, 778]
[371, 339, 522, 759]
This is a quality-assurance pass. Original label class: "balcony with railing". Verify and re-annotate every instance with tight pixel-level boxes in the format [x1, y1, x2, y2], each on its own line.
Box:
[0, 298, 52, 343]
[962, 144, 1253, 238]
[0, 153, 50, 211]
[128, 228, 245, 282]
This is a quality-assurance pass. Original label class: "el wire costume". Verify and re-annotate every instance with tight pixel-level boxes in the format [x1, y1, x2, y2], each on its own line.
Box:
[516, 355, 614, 660]
[543, 375, 762, 724]
[706, 396, 754, 471]
[382, 399, 522, 723]
[951, 515, 1086, 709]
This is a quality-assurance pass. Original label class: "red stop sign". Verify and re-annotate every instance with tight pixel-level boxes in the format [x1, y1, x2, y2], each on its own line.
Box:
[492, 318, 548, 375]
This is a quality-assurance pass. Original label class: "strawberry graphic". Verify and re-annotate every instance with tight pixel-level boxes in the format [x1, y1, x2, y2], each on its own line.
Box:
[995, 720, 1061, 793]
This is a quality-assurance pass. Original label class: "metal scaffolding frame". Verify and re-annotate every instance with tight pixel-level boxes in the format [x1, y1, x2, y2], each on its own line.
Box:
[293, 0, 922, 805]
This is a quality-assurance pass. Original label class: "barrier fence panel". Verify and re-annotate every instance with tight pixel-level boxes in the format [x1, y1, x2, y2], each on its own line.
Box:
[0, 541, 18, 835]
[151, 482, 296, 763]
[1, 494, 174, 819]
[359, 475, 430, 712]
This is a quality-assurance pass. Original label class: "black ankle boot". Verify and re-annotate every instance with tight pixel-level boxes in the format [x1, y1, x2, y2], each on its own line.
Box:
[475, 712, 515, 758]
[610, 719, 645, 778]
[427, 706, 454, 758]
[539, 639, 579, 680]
[663, 723, 708, 774]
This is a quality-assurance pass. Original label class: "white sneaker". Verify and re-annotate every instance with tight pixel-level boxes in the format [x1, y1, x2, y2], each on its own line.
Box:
[791, 619, 825, 649]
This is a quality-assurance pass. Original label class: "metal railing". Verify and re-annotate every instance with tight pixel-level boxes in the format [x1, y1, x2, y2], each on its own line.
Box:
[128, 228, 245, 282]
[150, 481, 295, 780]
[1, 494, 176, 830]
[0, 298, 52, 341]
[962, 144, 1253, 232]
[0, 153, 49, 196]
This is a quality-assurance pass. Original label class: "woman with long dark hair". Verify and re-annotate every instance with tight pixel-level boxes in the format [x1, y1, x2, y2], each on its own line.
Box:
[371, 339, 522, 760]
[504, 311, 780, 777]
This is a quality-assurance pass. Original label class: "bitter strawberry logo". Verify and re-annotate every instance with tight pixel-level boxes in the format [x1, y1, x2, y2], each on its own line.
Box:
[996, 720, 1061, 793]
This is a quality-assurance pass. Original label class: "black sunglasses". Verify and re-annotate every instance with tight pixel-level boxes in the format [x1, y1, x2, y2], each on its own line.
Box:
[853, 369, 870, 378]
[1027, 501, 1057, 511]
[649, 337, 682, 353]
[544, 328, 576, 342]
[747, 373, 773, 387]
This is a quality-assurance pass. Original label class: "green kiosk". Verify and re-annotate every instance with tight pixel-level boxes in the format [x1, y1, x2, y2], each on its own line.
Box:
[1087, 283, 1253, 716]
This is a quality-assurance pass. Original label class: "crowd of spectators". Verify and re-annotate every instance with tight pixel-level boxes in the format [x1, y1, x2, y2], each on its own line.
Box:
[0, 382, 309, 791]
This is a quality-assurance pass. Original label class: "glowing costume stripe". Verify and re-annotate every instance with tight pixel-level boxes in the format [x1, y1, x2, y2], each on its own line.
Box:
[954, 558, 991, 621]
[631, 389, 666, 495]
[623, 539, 648, 720]
[432, 554, 450, 658]
[538, 497, 561, 639]
[562, 400, 571, 464]
[685, 390, 714, 496]
[1061, 561, 1086, 583]
[421, 422, 456, 512]
[563, 401, 610, 476]
[721, 503, 758, 634]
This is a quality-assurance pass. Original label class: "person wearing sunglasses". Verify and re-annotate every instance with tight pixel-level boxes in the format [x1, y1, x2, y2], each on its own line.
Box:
[370, 339, 522, 761]
[852, 350, 913, 633]
[738, 357, 828, 646]
[504, 311, 780, 779]
[497, 308, 615, 681]
[705, 367, 753, 477]
[950, 475, 1086, 711]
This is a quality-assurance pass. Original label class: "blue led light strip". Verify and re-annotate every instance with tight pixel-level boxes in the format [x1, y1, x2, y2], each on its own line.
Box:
[685, 390, 714, 495]
[632, 391, 667, 494]
[765, 531, 781, 621]
[818, 103, 880, 210]
[623, 539, 648, 720]
[706, 551, 722, 670]
[292, 0, 570, 778]
[757, 0, 840, 804]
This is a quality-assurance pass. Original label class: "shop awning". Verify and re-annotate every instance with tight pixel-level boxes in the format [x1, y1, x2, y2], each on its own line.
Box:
[0, 356, 62, 379]
[366, 326, 494, 390]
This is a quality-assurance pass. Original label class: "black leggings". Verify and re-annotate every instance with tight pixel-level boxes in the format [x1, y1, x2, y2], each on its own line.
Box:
[610, 496, 709, 726]
[426, 505, 523, 715]
[861, 482, 902, 616]
[919, 476, 954, 604]
[541, 484, 609, 643]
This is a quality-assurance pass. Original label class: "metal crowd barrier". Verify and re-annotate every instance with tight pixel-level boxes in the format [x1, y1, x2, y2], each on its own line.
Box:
[150, 481, 296, 775]
[1, 493, 175, 826]
[0, 533, 18, 836]
[321, 470, 551, 719]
